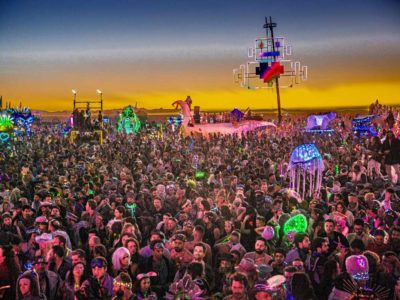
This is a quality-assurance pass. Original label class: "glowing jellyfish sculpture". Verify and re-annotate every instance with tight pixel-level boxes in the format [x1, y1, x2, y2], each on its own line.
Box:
[0, 114, 14, 144]
[117, 106, 141, 134]
[289, 143, 324, 198]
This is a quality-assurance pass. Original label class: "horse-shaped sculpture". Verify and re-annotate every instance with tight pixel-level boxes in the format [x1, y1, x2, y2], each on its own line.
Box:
[172, 99, 276, 137]
[306, 112, 336, 131]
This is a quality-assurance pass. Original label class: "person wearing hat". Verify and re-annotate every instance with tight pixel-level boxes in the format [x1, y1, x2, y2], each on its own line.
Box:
[112, 272, 135, 300]
[214, 253, 235, 294]
[132, 272, 157, 300]
[35, 216, 48, 234]
[170, 233, 193, 269]
[33, 255, 63, 300]
[138, 240, 173, 298]
[78, 256, 114, 299]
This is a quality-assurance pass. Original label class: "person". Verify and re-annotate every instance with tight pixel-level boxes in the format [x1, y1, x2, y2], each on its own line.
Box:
[382, 130, 400, 184]
[32, 256, 62, 300]
[319, 219, 348, 255]
[112, 272, 135, 300]
[111, 247, 131, 277]
[78, 256, 114, 300]
[64, 262, 88, 300]
[346, 219, 374, 248]
[224, 272, 249, 300]
[366, 136, 383, 179]
[243, 237, 272, 266]
[15, 270, 45, 300]
[133, 272, 157, 300]
[0, 244, 21, 299]
[48, 245, 72, 280]
[290, 272, 317, 300]
[270, 248, 287, 276]
[138, 240, 173, 298]
[319, 259, 341, 300]
[366, 230, 390, 258]
[305, 237, 329, 292]
[285, 232, 310, 265]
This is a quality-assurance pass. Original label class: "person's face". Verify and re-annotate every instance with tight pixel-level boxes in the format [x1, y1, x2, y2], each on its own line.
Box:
[153, 248, 163, 259]
[193, 230, 202, 241]
[255, 240, 266, 253]
[53, 237, 62, 247]
[299, 237, 311, 249]
[255, 291, 272, 300]
[71, 254, 83, 265]
[354, 224, 364, 236]
[51, 208, 60, 217]
[183, 204, 192, 213]
[220, 260, 232, 271]
[174, 240, 184, 252]
[19, 278, 31, 296]
[22, 208, 31, 219]
[167, 220, 176, 231]
[150, 234, 161, 242]
[348, 196, 358, 204]
[153, 199, 162, 210]
[95, 216, 103, 227]
[324, 222, 335, 234]
[73, 263, 85, 278]
[92, 266, 106, 280]
[114, 209, 122, 219]
[274, 252, 285, 264]
[88, 236, 97, 250]
[2, 215, 13, 226]
[261, 182, 268, 192]
[33, 262, 46, 273]
[231, 280, 245, 296]
[225, 222, 233, 233]
[193, 246, 205, 261]
[392, 230, 400, 240]
[140, 278, 151, 292]
[120, 252, 130, 267]
[163, 214, 170, 224]
[127, 241, 137, 255]
[292, 260, 304, 270]
[336, 205, 343, 212]
[321, 242, 329, 254]
[230, 235, 239, 244]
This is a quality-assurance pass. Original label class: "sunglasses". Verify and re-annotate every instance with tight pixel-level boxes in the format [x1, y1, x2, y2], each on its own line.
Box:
[91, 259, 106, 269]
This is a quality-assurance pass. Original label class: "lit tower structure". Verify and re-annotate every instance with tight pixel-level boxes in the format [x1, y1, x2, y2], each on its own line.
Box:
[234, 17, 308, 125]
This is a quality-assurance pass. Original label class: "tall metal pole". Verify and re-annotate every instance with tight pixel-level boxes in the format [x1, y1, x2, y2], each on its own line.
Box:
[264, 16, 282, 125]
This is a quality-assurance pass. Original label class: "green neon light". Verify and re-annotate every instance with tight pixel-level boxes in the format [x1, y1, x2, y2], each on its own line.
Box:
[283, 214, 307, 235]
[117, 106, 141, 134]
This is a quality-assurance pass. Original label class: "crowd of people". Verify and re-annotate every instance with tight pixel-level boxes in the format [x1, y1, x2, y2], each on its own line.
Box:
[0, 102, 400, 300]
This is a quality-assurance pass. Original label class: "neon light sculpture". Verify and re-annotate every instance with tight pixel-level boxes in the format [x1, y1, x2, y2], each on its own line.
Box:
[289, 143, 324, 198]
[172, 99, 276, 137]
[0, 114, 14, 144]
[352, 115, 378, 136]
[117, 105, 141, 134]
[8, 107, 34, 136]
[283, 214, 308, 235]
[305, 112, 336, 133]
[233, 17, 308, 124]
[230, 108, 245, 122]
[168, 116, 183, 126]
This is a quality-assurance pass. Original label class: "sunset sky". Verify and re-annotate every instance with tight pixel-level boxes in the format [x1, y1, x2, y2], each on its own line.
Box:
[1, 0, 400, 111]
